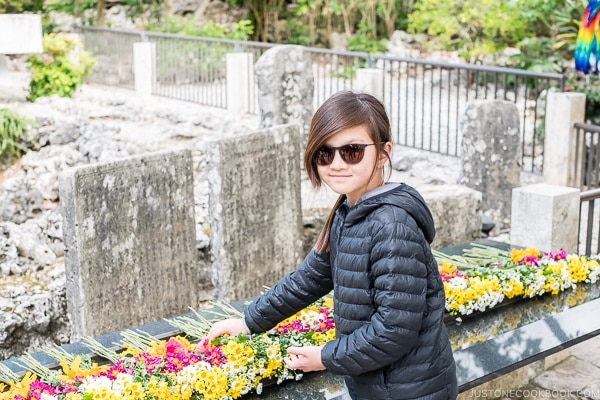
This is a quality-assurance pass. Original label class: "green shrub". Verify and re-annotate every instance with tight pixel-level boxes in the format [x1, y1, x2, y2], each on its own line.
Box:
[0, 0, 44, 13]
[347, 33, 388, 54]
[42, 0, 95, 15]
[145, 16, 253, 40]
[27, 33, 95, 102]
[0, 108, 34, 166]
[407, 0, 531, 62]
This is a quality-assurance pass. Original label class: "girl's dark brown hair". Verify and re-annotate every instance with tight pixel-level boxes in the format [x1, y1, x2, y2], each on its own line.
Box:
[304, 91, 392, 253]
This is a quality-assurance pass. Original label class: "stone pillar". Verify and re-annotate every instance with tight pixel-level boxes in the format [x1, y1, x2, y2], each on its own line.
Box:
[255, 45, 314, 134]
[510, 183, 580, 253]
[0, 14, 42, 86]
[356, 68, 384, 101]
[226, 52, 253, 115]
[133, 41, 155, 96]
[459, 100, 521, 224]
[204, 124, 304, 301]
[542, 91, 586, 187]
[0, 14, 43, 54]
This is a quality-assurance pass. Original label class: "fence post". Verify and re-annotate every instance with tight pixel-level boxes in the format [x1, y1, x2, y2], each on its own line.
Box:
[226, 52, 253, 115]
[542, 91, 586, 187]
[133, 41, 155, 96]
[0, 14, 42, 86]
[356, 68, 384, 101]
[510, 183, 580, 253]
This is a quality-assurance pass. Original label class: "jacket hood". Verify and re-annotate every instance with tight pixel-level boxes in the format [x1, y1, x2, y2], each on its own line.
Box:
[343, 183, 436, 243]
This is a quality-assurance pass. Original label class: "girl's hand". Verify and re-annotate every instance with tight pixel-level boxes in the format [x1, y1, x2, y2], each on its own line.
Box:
[285, 346, 326, 372]
[205, 318, 249, 343]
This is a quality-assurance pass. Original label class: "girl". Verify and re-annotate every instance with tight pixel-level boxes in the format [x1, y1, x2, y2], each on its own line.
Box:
[206, 90, 457, 400]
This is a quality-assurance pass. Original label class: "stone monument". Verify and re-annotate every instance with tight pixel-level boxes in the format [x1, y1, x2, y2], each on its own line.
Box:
[459, 100, 521, 224]
[59, 149, 208, 339]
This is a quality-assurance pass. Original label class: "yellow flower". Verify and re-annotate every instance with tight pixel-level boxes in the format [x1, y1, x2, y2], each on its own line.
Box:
[511, 247, 540, 263]
[57, 355, 107, 381]
[1, 371, 37, 399]
[568, 256, 590, 283]
[502, 280, 524, 298]
[439, 260, 458, 276]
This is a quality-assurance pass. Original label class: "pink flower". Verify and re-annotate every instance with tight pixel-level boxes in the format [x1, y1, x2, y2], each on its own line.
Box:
[26, 380, 56, 399]
[544, 249, 567, 261]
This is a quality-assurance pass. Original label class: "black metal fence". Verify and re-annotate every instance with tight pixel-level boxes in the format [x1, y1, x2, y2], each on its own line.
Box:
[580, 188, 600, 256]
[573, 122, 600, 190]
[78, 26, 565, 174]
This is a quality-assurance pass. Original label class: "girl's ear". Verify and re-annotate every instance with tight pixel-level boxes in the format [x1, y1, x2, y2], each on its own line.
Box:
[380, 142, 392, 165]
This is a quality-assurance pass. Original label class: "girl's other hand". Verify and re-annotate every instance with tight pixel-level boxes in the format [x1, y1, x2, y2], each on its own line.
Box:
[204, 318, 249, 343]
[285, 346, 326, 372]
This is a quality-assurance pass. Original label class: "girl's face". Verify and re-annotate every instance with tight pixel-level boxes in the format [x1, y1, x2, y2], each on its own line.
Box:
[317, 124, 391, 206]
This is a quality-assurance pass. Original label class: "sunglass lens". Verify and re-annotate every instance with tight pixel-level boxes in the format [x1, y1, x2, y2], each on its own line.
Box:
[340, 144, 365, 164]
[315, 147, 334, 166]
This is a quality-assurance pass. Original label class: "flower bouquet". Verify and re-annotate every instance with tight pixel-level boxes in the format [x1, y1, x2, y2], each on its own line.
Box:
[434, 244, 600, 320]
[0, 296, 335, 400]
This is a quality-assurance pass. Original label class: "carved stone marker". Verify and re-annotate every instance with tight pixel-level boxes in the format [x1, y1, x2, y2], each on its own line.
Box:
[254, 45, 314, 134]
[59, 149, 205, 339]
[204, 124, 304, 301]
[459, 100, 521, 222]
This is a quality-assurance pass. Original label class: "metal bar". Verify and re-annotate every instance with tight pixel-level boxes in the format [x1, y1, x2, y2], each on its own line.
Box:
[581, 188, 600, 202]
[586, 200, 595, 255]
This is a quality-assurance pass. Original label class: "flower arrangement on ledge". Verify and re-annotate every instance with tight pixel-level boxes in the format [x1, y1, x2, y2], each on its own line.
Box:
[434, 245, 600, 320]
[1, 245, 600, 399]
[0, 297, 335, 400]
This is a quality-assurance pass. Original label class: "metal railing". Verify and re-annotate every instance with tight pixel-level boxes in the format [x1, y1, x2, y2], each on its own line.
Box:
[374, 56, 564, 172]
[573, 122, 600, 190]
[78, 26, 565, 173]
[79, 27, 140, 90]
[579, 188, 600, 255]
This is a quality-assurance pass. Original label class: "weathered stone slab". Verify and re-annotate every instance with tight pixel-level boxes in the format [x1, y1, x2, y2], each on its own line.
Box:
[414, 184, 482, 249]
[204, 124, 304, 301]
[59, 149, 204, 339]
[459, 100, 521, 223]
[255, 45, 314, 134]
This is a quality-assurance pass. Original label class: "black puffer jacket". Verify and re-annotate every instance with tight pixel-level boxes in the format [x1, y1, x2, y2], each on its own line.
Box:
[244, 183, 457, 400]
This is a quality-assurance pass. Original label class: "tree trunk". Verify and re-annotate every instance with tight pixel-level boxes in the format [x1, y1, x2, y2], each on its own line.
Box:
[95, 0, 106, 26]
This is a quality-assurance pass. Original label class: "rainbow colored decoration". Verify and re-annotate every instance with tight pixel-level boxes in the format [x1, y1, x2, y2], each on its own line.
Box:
[576, 0, 600, 74]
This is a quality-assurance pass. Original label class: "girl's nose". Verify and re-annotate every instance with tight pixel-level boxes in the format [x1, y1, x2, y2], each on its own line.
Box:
[329, 150, 347, 168]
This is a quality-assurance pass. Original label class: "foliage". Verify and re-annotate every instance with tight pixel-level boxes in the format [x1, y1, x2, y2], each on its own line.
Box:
[0, 0, 43, 13]
[347, 32, 388, 54]
[145, 15, 253, 40]
[407, 0, 537, 62]
[26, 33, 95, 102]
[282, 18, 314, 46]
[509, 37, 567, 73]
[120, 0, 163, 22]
[550, 0, 588, 53]
[0, 108, 34, 166]
[42, 0, 95, 16]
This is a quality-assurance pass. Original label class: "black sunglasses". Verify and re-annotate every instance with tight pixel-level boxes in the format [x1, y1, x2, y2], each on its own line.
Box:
[314, 143, 376, 166]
